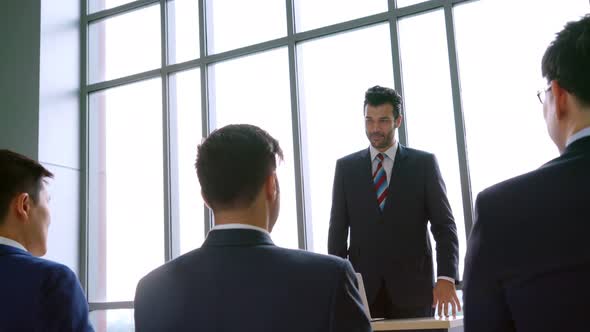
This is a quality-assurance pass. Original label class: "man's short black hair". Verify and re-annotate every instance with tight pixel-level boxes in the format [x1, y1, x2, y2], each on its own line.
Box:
[196, 124, 283, 210]
[0, 150, 53, 223]
[542, 14, 590, 106]
[364, 85, 403, 119]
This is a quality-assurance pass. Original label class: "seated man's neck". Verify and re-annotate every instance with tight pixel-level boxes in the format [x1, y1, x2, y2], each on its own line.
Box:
[214, 208, 269, 231]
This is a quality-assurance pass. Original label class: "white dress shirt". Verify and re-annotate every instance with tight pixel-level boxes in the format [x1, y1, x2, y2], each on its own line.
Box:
[566, 126, 590, 147]
[0, 235, 27, 252]
[210, 223, 270, 235]
[369, 142, 398, 184]
[369, 142, 454, 284]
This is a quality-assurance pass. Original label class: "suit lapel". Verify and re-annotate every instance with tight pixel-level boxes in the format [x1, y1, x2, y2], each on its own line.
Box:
[382, 144, 408, 214]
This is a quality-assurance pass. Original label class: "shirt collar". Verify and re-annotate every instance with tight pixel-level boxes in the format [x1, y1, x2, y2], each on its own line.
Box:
[566, 126, 590, 147]
[0, 236, 27, 252]
[370, 141, 398, 161]
[210, 223, 270, 235]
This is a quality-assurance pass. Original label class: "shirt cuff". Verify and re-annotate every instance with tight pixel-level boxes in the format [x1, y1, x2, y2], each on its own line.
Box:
[437, 276, 455, 283]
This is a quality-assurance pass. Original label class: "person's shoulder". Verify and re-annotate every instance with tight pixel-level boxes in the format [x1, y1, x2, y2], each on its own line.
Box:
[337, 148, 368, 164]
[25, 256, 77, 280]
[137, 247, 204, 289]
[478, 163, 558, 202]
[273, 247, 350, 272]
[401, 145, 434, 160]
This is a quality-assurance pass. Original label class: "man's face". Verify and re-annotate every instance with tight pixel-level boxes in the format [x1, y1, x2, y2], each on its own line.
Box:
[24, 184, 51, 257]
[365, 103, 401, 151]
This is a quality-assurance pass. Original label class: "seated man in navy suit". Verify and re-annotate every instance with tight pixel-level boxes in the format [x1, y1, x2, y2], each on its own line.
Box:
[134, 124, 371, 332]
[0, 150, 93, 331]
[463, 14, 590, 332]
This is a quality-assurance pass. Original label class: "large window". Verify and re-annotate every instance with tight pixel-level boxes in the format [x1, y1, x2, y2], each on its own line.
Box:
[297, 23, 395, 253]
[454, 0, 590, 199]
[83, 0, 590, 329]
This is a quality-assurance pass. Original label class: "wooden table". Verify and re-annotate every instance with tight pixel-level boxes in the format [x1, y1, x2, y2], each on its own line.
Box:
[371, 316, 463, 331]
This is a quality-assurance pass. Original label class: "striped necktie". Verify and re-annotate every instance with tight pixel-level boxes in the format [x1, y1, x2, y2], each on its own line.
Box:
[373, 153, 388, 211]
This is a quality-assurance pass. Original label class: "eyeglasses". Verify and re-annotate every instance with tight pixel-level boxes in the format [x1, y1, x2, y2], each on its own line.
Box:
[536, 85, 551, 104]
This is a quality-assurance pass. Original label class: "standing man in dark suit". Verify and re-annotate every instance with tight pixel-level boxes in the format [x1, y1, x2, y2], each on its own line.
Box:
[328, 86, 461, 320]
[134, 124, 371, 332]
[463, 14, 590, 332]
[0, 150, 94, 331]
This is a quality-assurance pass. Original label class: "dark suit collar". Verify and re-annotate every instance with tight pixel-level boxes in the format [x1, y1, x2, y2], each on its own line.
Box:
[202, 229, 275, 248]
[0, 244, 31, 257]
[563, 135, 590, 156]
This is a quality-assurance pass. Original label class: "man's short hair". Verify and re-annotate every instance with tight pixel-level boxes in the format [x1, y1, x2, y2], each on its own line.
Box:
[364, 85, 403, 119]
[196, 124, 283, 210]
[0, 150, 53, 223]
[542, 14, 590, 106]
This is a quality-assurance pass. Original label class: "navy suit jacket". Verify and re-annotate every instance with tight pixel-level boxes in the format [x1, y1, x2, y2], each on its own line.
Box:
[463, 136, 590, 332]
[134, 229, 371, 332]
[0, 244, 93, 331]
[328, 145, 459, 307]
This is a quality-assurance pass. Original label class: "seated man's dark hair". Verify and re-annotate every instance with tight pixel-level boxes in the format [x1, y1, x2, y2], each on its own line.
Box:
[196, 124, 283, 210]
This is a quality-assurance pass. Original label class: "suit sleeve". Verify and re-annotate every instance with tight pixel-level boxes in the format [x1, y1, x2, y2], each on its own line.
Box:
[424, 154, 459, 280]
[463, 193, 515, 332]
[329, 260, 372, 332]
[328, 159, 350, 258]
[42, 265, 94, 332]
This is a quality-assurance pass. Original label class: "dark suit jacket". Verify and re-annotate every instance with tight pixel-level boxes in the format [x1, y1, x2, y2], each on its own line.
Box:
[134, 229, 371, 332]
[328, 145, 459, 307]
[0, 244, 94, 331]
[463, 136, 590, 332]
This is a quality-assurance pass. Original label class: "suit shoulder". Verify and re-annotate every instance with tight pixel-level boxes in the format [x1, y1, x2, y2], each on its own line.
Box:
[477, 165, 551, 203]
[274, 247, 350, 272]
[137, 247, 204, 288]
[402, 146, 435, 160]
[337, 149, 368, 164]
[23, 255, 77, 280]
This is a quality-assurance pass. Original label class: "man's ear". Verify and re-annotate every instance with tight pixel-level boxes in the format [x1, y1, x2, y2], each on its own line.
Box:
[395, 114, 403, 128]
[13, 193, 32, 223]
[551, 80, 569, 120]
[201, 190, 212, 210]
[265, 173, 278, 201]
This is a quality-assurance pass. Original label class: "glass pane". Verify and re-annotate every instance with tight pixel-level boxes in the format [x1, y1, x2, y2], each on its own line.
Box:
[88, 5, 161, 83]
[294, 0, 387, 32]
[88, 0, 136, 14]
[297, 24, 394, 253]
[169, 68, 205, 255]
[89, 309, 134, 332]
[206, 0, 287, 54]
[454, 0, 590, 200]
[167, 0, 200, 64]
[208, 48, 298, 249]
[398, 10, 466, 276]
[88, 78, 165, 302]
[396, 0, 427, 8]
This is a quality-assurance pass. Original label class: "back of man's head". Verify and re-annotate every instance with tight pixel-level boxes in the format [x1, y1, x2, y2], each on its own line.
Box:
[542, 14, 590, 107]
[0, 150, 53, 224]
[195, 124, 283, 211]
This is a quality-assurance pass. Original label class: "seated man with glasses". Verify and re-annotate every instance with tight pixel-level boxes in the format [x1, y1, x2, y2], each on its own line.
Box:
[464, 14, 590, 332]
